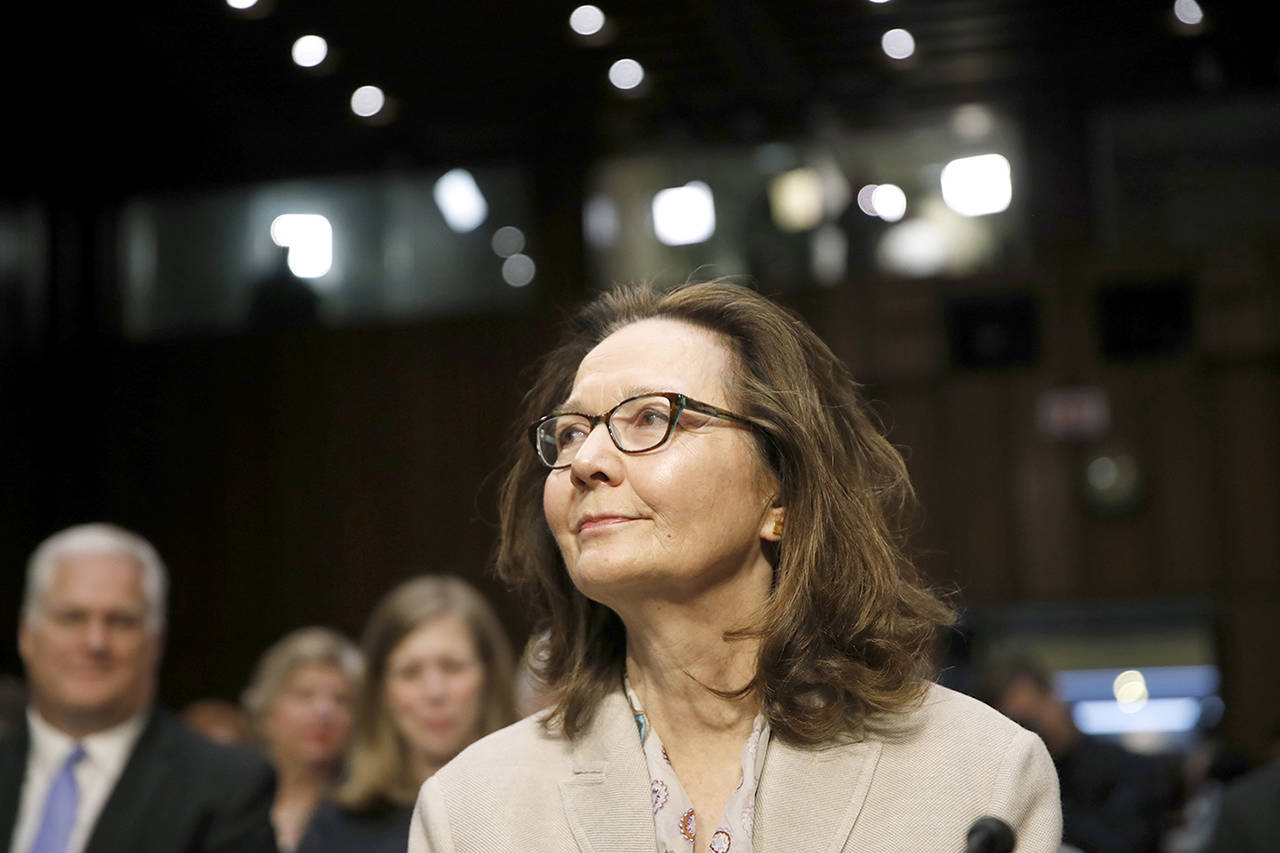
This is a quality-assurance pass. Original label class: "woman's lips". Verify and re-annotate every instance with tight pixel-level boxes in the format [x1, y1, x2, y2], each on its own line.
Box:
[576, 516, 637, 533]
[420, 717, 456, 734]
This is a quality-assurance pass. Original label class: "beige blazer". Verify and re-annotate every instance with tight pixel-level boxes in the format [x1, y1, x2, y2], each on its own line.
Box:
[410, 683, 1061, 852]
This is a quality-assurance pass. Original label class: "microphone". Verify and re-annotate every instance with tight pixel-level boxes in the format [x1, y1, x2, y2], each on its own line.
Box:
[965, 816, 1016, 853]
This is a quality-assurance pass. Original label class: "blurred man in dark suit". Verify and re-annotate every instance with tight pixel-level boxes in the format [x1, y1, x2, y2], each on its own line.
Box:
[0, 523, 277, 853]
[983, 655, 1175, 853]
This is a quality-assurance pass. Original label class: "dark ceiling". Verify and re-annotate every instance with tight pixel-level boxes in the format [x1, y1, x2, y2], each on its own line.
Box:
[5, 1, 1275, 200]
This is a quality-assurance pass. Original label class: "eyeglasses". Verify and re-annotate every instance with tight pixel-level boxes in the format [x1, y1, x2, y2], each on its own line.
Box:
[529, 391, 754, 469]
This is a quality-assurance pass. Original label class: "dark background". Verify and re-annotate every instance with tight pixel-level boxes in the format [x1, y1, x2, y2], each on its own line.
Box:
[1, 1, 1277, 756]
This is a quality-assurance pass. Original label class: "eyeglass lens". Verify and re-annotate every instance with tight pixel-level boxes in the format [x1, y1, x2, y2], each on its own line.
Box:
[537, 394, 678, 467]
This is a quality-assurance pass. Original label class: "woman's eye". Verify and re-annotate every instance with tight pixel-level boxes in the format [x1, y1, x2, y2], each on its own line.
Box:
[636, 407, 670, 427]
[439, 659, 470, 676]
[393, 664, 422, 682]
[556, 423, 588, 447]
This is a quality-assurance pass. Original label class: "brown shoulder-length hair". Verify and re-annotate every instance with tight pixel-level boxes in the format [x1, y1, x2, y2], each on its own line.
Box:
[496, 280, 955, 746]
[334, 576, 517, 812]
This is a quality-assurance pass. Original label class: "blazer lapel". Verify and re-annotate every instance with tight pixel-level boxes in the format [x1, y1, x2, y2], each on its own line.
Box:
[558, 689, 657, 853]
[755, 735, 882, 853]
[0, 722, 31, 849]
[83, 709, 173, 853]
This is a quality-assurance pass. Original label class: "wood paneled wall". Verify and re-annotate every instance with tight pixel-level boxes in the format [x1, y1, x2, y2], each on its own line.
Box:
[2, 262, 1276, 754]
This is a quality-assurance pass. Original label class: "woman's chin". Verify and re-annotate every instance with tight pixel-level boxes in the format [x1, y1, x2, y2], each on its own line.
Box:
[569, 561, 675, 608]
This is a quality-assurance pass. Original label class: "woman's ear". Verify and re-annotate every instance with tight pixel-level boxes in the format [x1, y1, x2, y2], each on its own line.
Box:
[761, 505, 785, 542]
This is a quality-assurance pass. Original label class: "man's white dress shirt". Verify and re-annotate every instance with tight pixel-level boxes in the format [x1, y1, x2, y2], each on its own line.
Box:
[9, 709, 146, 853]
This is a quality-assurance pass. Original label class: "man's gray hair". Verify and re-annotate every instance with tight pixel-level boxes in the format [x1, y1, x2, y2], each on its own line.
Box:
[24, 523, 169, 633]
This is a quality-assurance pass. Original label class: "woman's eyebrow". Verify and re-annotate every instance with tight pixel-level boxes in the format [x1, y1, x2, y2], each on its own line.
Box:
[557, 385, 665, 412]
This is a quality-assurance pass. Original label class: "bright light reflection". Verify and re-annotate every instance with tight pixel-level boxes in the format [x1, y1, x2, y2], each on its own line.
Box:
[768, 168, 824, 232]
[502, 254, 536, 287]
[1173, 0, 1203, 25]
[940, 153, 1012, 217]
[811, 223, 847, 286]
[569, 5, 606, 36]
[652, 181, 716, 246]
[491, 226, 525, 258]
[1113, 670, 1150, 712]
[870, 183, 907, 222]
[856, 184, 879, 217]
[877, 218, 949, 278]
[952, 104, 994, 139]
[584, 194, 620, 247]
[292, 35, 328, 68]
[433, 169, 488, 233]
[226, 0, 257, 9]
[609, 58, 645, 90]
[881, 28, 915, 60]
[1075, 698, 1202, 734]
[1088, 456, 1119, 490]
[350, 85, 386, 117]
[868, 0, 892, 4]
[269, 214, 333, 279]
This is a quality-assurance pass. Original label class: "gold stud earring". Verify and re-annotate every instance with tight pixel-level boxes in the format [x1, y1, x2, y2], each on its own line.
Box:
[772, 517, 784, 538]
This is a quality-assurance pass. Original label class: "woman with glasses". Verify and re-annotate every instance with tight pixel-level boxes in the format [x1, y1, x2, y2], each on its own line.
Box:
[411, 281, 1061, 852]
[298, 576, 516, 853]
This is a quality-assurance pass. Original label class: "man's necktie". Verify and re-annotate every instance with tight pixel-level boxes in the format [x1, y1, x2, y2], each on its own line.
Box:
[29, 744, 85, 853]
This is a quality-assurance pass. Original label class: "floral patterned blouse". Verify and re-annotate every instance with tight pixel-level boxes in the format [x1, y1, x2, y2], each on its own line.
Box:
[623, 675, 771, 853]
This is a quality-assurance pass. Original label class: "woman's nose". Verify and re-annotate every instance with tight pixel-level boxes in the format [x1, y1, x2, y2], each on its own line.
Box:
[569, 422, 623, 485]
[418, 669, 449, 699]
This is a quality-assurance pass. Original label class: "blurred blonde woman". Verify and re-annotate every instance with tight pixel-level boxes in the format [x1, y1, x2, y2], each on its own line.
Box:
[297, 576, 517, 853]
[243, 627, 362, 851]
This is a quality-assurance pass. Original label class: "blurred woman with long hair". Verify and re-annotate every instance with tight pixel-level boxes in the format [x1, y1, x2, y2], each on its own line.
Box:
[299, 576, 516, 853]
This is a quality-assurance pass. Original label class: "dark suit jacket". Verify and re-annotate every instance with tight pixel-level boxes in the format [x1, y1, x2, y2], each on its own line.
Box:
[295, 800, 411, 853]
[1206, 763, 1280, 853]
[0, 707, 278, 853]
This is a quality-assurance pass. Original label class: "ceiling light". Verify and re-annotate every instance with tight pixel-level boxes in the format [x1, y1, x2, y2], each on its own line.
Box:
[1173, 0, 1204, 26]
[569, 5, 606, 36]
[291, 35, 328, 68]
[608, 58, 645, 90]
[881, 28, 915, 60]
[350, 85, 386, 118]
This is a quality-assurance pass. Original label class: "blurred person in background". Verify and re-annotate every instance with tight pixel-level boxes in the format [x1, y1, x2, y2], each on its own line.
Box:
[0, 523, 276, 853]
[1205, 755, 1280, 852]
[982, 654, 1175, 853]
[297, 576, 516, 853]
[181, 698, 251, 746]
[243, 627, 361, 851]
[0, 677, 27, 737]
[411, 281, 1061, 852]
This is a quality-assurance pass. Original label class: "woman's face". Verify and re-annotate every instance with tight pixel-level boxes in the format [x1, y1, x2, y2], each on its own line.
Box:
[264, 661, 355, 772]
[542, 318, 781, 610]
[384, 613, 486, 771]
